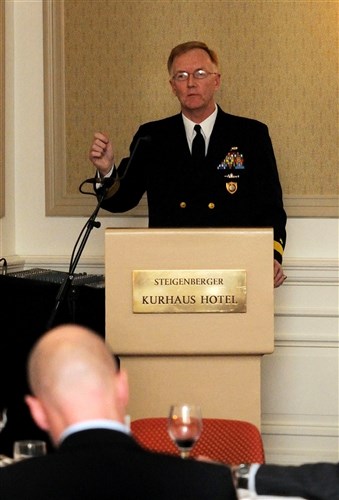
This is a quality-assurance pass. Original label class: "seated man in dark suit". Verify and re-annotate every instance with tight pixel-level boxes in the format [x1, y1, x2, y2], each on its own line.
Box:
[232, 461, 339, 500]
[0, 323, 237, 500]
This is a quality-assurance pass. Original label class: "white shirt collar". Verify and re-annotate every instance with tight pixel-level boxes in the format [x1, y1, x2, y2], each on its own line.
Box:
[59, 419, 130, 444]
[182, 104, 218, 151]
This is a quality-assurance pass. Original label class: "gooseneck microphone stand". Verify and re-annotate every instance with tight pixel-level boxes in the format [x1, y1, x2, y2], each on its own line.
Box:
[46, 181, 110, 330]
[46, 135, 149, 329]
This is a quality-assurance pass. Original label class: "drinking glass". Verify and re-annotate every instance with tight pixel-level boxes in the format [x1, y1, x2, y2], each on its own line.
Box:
[168, 404, 202, 459]
[0, 408, 7, 433]
[13, 440, 47, 461]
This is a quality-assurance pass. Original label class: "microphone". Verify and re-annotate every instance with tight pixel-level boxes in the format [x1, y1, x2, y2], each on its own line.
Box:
[118, 134, 152, 181]
[80, 135, 151, 200]
[103, 134, 151, 199]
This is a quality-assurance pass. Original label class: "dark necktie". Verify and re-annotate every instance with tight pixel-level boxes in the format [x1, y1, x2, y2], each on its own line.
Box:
[192, 124, 205, 163]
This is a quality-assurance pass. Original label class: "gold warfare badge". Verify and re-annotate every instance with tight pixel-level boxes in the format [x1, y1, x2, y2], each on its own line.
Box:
[226, 181, 238, 194]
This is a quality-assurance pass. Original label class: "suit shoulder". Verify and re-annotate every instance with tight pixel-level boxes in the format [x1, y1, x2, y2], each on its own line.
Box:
[218, 109, 269, 132]
[138, 114, 182, 135]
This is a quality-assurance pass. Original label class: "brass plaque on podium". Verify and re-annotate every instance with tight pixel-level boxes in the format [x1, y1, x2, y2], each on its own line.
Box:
[132, 269, 246, 313]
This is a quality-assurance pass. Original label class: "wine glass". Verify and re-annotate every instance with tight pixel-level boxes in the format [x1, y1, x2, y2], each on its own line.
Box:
[13, 440, 47, 461]
[0, 408, 7, 433]
[168, 404, 203, 459]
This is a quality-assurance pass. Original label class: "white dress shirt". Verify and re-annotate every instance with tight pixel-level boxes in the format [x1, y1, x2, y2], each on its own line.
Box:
[59, 418, 130, 444]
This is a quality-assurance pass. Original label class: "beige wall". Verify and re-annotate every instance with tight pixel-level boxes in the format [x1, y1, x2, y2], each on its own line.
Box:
[54, 0, 338, 216]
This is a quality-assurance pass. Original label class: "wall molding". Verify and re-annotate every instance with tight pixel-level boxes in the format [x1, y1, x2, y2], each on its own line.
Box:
[6, 255, 338, 276]
[284, 195, 338, 218]
[43, 1, 339, 218]
[262, 415, 339, 464]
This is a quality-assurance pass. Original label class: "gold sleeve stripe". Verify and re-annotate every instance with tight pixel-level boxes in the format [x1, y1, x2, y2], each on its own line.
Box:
[274, 240, 284, 256]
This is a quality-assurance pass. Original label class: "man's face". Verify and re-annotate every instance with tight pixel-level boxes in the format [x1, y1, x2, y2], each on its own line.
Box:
[169, 48, 221, 117]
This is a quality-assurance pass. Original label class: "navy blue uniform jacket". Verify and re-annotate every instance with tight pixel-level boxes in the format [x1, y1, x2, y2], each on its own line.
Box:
[100, 107, 287, 263]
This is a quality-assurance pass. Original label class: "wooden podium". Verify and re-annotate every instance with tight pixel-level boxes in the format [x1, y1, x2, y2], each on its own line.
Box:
[105, 228, 274, 428]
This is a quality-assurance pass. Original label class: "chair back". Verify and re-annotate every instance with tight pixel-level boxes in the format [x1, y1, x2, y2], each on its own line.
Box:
[130, 417, 265, 464]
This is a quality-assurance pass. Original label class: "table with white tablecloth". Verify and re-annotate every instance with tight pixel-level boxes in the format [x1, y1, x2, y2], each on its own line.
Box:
[238, 488, 306, 499]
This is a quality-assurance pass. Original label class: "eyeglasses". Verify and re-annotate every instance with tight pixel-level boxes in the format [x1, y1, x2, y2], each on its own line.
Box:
[171, 69, 219, 82]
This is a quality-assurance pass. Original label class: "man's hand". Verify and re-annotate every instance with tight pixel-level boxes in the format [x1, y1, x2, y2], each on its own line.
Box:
[274, 259, 287, 288]
[89, 132, 114, 177]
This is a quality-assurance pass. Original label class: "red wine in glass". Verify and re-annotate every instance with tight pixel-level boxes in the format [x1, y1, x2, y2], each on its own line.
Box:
[168, 404, 202, 459]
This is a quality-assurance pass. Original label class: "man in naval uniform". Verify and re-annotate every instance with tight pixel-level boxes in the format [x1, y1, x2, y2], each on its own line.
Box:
[89, 41, 287, 287]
